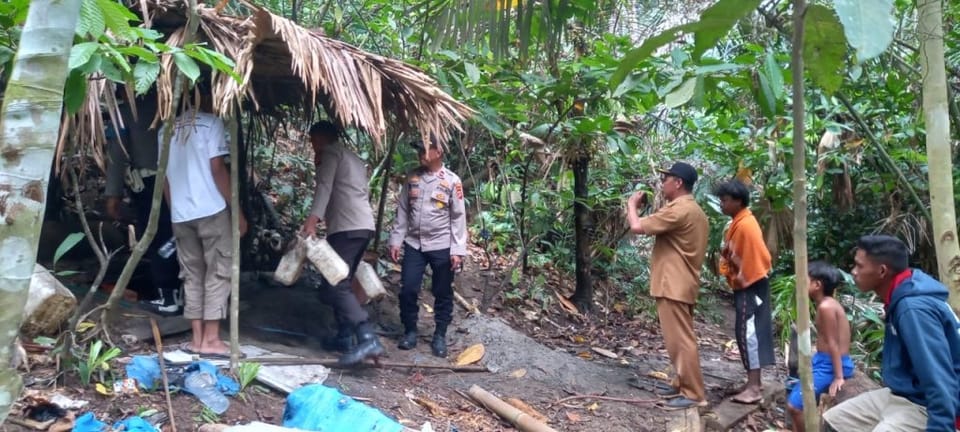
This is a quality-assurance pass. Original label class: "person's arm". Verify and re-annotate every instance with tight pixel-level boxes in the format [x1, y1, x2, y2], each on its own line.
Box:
[629, 198, 681, 237]
[819, 303, 845, 396]
[896, 307, 959, 431]
[388, 180, 410, 262]
[626, 191, 648, 234]
[303, 147, 339, 236]
[449, 181, 468, 268]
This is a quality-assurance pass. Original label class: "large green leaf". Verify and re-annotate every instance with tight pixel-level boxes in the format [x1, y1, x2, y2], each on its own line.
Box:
[76, 0, 105, 38]
[173, 52, 200, 82]
[804, 5, 846, 94]
[610, 24, 690, 90]
[96, 0, 138, 41]
[133, 61, 160, 95]
[63, 70, 88, 114]
[832, 0, 895, 61]
[68, 42, 99, 69]
[664, 77, 697, 108]
[692, 0, 762, 60]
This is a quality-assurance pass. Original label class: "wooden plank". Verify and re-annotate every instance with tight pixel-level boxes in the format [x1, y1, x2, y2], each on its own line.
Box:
[703, 385, 781, 431]
[116, 312, 191, 342]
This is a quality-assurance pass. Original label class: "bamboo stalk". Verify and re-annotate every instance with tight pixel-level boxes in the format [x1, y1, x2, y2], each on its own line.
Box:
[169, 356, 488, 372]
[228, 112, 241, 370]
[151, 318, 178, 432]
[467, 385, 558, 432]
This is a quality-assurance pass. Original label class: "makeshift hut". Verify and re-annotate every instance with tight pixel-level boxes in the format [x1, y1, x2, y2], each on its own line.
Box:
[57, 0, 473, 269]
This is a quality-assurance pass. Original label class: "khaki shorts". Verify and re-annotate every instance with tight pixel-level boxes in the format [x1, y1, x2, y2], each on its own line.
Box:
[172, 209, 233, 321]
[823, 388, 935, 432]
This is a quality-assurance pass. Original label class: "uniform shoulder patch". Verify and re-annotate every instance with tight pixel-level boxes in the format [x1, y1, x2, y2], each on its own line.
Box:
[455, 183, 464, 200]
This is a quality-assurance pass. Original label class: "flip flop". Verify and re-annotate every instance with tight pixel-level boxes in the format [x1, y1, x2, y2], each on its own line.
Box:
[179, 342, 200, 354]
[197, 350, 247, 360]
[731, 394, 764, 405]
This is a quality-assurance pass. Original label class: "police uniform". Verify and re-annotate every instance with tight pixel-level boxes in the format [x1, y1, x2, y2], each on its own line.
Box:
[105, 95, 181, 314]
[389, 164, 468, 354]
[307, 140, 384, 365]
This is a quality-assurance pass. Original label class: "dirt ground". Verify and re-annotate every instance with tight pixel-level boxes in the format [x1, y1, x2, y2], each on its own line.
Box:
[5, 255, 788, 432]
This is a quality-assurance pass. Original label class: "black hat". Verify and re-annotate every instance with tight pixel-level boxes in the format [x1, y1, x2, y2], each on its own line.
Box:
[410, 133, 442, 151]
[658, 162, 698, 187]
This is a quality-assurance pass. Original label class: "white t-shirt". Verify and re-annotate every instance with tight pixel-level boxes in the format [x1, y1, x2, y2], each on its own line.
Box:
[160, 111, 230, 223]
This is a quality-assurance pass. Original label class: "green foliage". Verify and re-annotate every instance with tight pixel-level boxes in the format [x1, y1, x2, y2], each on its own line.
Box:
[832, 0, 896, 62]
[194, 406, 221, 424]
[53, 232, 85, 269]
[76, 340, 122, 387]
[803, 5, 846, 95]
[236, 362, 261, 392]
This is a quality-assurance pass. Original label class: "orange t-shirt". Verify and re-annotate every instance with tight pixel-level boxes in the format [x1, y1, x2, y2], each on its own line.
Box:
[640, 195, 709, 304]
[719, 208, 771, 290]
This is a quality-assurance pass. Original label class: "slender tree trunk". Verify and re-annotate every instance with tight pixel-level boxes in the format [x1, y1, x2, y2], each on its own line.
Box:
[372, 136, 399, 253]
[790, 0, 817, 429]
[228, 113, 241, 368]
[0, 0, 81, 423]
[570, 153, 593, 311]
[918, 0, 960, 308]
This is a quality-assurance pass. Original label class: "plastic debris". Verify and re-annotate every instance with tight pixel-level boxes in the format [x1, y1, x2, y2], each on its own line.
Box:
[282, 384, 403, 432]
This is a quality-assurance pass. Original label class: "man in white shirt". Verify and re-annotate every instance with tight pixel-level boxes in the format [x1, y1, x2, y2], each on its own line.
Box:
[162, 96, 247, 358]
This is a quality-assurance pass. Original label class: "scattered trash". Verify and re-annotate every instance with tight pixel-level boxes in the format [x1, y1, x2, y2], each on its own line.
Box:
[114, 416, 157, 432]
[24, 402, 65, 422]
[420, 422, 434, 432]
[283, 384, 403, 432]
[50, 393, 88, 410]
[113, 378, 139, 395]
[126, 356, 162, 390]
[73, 411, 161, 432]
[185, 369, 231, 414]
[73, 412, 106, 432]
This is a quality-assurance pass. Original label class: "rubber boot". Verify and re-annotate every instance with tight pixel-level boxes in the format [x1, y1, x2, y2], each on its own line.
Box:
[321, 325, 356, 352]
[430, 325, 448, 358]
[397, 328, 418, 350]
[338, 322, 386, 367]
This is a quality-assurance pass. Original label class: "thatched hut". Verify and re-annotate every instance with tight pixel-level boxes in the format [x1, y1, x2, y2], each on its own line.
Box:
[68, 0, 473, 160]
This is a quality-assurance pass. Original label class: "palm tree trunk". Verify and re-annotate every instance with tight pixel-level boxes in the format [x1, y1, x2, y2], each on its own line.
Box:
[918, 0, 960, 310]
[0, 0, 81, 424]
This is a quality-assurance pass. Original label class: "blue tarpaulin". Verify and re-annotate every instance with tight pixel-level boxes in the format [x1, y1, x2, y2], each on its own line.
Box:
[282, 384, 403, 432]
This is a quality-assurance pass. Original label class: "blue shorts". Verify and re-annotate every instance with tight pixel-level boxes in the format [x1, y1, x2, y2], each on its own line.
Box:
[787, 351, 854, 409]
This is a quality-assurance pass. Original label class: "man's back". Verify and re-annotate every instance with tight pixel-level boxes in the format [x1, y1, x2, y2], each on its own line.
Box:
[164, 111, 229, 223]
[313, 143, 374, 234]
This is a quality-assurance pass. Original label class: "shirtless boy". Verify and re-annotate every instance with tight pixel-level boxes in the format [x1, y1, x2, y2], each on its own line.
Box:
[787, 261, 854, 431]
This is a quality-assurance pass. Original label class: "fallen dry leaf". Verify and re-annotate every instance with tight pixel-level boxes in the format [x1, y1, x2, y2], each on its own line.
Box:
[586, 402, 600, 412]
[647, 371, 669, 381]
[565, 411, 582, 422]
[506, 398, 549, 423]
[556, 292, 580, 315]
[413, 396, 446, 417]
[613, 302, 627, 313]
[422, 303, 434, 313]
[572, 335, 587, 344]
[591, 347, 618, 359]
[577, 351, 593, 360]
[455, 344, 485, 366]
[510, 368, 527, 378]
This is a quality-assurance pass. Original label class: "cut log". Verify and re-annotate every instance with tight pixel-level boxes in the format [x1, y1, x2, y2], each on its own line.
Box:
[21, 264, 77, 337]
[467, 385, 558, 432]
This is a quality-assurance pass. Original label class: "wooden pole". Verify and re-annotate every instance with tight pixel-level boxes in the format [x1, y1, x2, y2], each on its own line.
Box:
[467, 385, 558, 432]
[151, 318, 178, 432]
[228, 113, 241, 369]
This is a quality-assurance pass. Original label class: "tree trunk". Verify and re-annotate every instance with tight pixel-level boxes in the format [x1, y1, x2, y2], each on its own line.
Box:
[0, 0, 81, 423]
[918, 0, 960, 309]
[570, 154, 593, 311]
[228, 112, 241, 369]
[790, 0, 817, 429]
[372, 136, 399, 253]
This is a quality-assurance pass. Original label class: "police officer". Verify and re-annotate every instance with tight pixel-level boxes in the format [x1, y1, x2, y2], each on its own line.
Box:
[389, 135, 468, 358]
[104, 90, 182, 316]
[301, 121, 386, 366]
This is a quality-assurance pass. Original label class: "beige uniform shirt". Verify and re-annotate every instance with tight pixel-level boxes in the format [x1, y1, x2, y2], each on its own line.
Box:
[641, 194, 709, 304]
[389, 166, 468, 256]
[309, 142, 375, 234]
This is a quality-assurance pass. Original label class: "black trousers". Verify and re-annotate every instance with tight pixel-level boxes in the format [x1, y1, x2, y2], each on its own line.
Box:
[318, 230, 372, 327]
[399, 243, 454, 331]
[132, 175, 180, 296]
[734, 277, 776, 371]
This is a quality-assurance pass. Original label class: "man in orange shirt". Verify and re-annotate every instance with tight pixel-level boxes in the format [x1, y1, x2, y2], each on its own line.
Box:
[626, 162, 709, 410]
[714, 179, 774, 404]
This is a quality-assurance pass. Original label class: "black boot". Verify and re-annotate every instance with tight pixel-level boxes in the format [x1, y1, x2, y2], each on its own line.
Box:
[322, 326, 356, 352]
[397, 329, 417, 350]
[338, 322, 386, 367]
[430, 326, 448, 358]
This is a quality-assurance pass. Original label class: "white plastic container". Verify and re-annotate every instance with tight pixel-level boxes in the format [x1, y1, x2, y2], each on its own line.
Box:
[274, 236, 306, 286]
[304, 235, 349, 285]
[354, 261, 386, 303]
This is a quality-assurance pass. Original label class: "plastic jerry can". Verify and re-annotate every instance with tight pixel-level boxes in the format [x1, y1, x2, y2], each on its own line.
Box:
[274, 236, 307, 286]
[354, 261, 386, 304]
[304, 236, 349, 285]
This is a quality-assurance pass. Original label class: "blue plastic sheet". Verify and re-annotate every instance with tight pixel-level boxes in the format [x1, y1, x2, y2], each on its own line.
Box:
[282, 384, 403, 432]
[73, 413, 156, 432]
[186, 361, 239, 396]
[126, 356, 162, 390]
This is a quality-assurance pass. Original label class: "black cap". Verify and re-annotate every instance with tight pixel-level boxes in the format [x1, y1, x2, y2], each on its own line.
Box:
[410, 133, 442, 151]
[658, 162, 698, 187]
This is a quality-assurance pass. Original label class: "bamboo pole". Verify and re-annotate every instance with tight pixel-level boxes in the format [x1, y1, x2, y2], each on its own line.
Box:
[467, 385, 558, 432]
[228, 112, 241, 370]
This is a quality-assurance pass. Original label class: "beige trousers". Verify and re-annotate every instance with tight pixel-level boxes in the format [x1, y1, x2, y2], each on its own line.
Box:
[656, 297, 706, 401]
[172, 209, 233, 321]
[823, 388, 933, 432]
